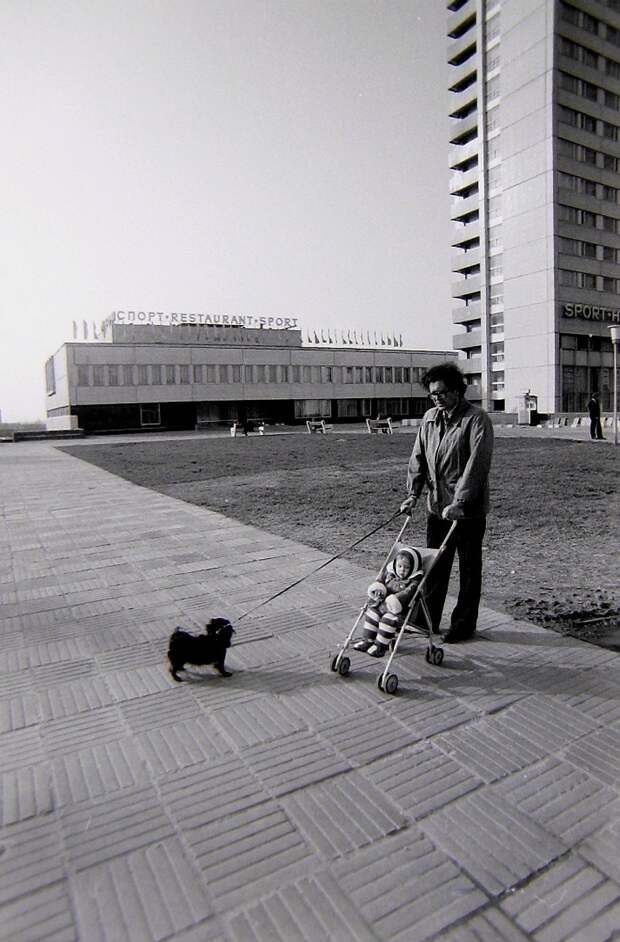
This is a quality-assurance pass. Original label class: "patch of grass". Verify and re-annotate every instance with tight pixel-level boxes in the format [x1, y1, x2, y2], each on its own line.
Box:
[61, 433, 620, 644]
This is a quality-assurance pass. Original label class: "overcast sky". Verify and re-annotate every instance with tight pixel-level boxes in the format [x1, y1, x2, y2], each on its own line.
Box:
[1, 0, 451, 422]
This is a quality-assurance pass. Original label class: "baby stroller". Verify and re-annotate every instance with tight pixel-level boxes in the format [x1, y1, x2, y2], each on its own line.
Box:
[330, 515, 457, 694]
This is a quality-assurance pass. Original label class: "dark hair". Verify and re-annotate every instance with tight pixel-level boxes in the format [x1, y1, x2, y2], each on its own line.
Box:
[421, 361, 467, 395]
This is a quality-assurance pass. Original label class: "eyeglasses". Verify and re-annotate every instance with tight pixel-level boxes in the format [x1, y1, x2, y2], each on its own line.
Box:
[429, 390, 450, 399]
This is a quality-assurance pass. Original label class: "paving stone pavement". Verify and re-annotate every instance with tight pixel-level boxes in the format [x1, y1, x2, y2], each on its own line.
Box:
[0, 441, 619, 942]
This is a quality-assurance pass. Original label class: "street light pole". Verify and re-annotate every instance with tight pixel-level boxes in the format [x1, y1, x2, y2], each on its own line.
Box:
[611, 326, 619, 446]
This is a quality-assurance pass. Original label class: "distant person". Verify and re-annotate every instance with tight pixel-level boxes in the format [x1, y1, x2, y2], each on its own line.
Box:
[400, 362, 494, 643]
[587, 392, 604, 441]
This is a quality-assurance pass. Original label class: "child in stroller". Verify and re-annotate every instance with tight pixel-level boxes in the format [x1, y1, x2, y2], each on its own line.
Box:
[353, 547, 423, 657]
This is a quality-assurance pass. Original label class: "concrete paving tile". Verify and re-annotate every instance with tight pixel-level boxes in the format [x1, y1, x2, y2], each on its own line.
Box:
[0, 879, 77, 942]
[70, 598, 127, 619]
[579, 823, 620, 885]
[223, 635, 298, 669]
[41, 705, 125, 755]
[500, 854, 620, 942]
[278, 681, 378, 726]
[19, 606, 76, 629]
[0, 613, 23, 635]
[563, 727, 620, 788]
[31, 659, 96, 689]
[427, 668, 528, 715]
[332, 826, 487, 942]
[0, 647, 30, 673]
[0, 670, 33, 700]
[243, 730, 353, 797]
[270, 622, 350, 657]
[60, 784, 176, 872]
[0, 691, 41, 733]
[104, 664, 176, 702]
[420, 789, 567, 897]
[491, 696, 598, 752]
[183, 799, 317, 911]
[0, 812, 66, 905]
[229, 657, 321, 696]
[22, 637, 92, 667]
[315, 708, 417, 766]
[227, 869, 379, 941]
[210, 695, 308, 749]
[364, 740, 483, 821]
[135, 715, 233, 776]
[120, 687, 204, 733]
[39, 676, 116, 720]
[185, 676, 266, 711]
[281, 771, 406, 860]
[383, 691, 478, 740]
[160, 755, 270, 830]
[493, 757, 620, 845]
[53, 737, 151, 805]
[72, 837, 212, 942]
[439, 906, 532, 941]
[433, 714, 548, 783]
[0, 726, 45, 774]
[1, 762, 54, 824]
[95, 638, 167, 672]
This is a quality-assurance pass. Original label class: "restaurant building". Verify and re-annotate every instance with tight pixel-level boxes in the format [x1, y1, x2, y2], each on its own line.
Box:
[44, 319, 457, 434]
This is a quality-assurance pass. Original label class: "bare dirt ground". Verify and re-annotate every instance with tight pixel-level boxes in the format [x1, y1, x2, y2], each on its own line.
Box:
[61, 431, 620, 649]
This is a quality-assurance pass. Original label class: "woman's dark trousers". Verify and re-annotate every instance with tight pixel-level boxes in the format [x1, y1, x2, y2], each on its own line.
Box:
[425, 514, 487, 635]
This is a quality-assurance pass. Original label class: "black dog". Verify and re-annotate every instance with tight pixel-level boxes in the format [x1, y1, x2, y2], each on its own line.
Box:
[168, 618, 235, 681]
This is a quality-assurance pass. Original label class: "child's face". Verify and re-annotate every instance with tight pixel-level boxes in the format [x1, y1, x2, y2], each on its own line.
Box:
[395, 554, 413, 578]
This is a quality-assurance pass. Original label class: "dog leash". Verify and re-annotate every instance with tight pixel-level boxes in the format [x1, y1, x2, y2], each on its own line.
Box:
[237, 509, 403, 622]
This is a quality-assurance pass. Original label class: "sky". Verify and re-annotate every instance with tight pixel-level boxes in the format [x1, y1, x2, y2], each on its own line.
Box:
[1, 0, 451, 422]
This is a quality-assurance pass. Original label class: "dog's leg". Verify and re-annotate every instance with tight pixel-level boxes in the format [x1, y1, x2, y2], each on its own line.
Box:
[214, 661, 232, 677]
[169, 665, 183, 682]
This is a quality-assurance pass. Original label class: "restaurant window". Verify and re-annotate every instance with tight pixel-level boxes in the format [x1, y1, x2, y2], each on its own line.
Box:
[108, 365, 119, 386]
[384, 366, 394, 383]
[193, 364, 203, 383]
[138, 364, 149, 385]
[365, 366, 373, 383]
[151, 364, 162, 385]
[165, 365, 176, 384]
[375, 367, 384, 383]
[140, 404, 161, 426]
[77, 365, 89, 386]
[291, 365, 301, 383]
[302, 366, 311, 383]
[122, 364, 135, 385]
[205, 365, 217, 383]
[93, 365, 105, 386]
[179, 365, 190, 384]
[344, 366, 354, 383]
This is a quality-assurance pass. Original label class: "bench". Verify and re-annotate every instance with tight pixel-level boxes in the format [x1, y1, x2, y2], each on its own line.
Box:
[306, 419, 331, 434]
[366, 417, 394, 435]
[231, 421, 266, 437]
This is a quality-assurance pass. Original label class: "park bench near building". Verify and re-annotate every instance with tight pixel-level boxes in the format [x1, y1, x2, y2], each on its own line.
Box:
[306, 419, 332, 434]
[366, 417, 394, 434]
[230, 421, 266, 437]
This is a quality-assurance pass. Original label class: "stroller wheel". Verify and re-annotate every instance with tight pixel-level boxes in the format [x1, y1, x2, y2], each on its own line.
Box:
[378, 673, 398, 695]
[330, 655, 338, 672]
[426, 645, 444, 666]
[338, 656, 351, 677]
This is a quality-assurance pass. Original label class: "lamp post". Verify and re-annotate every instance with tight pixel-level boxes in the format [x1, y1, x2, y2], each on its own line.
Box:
[611, 325, 619, 446]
